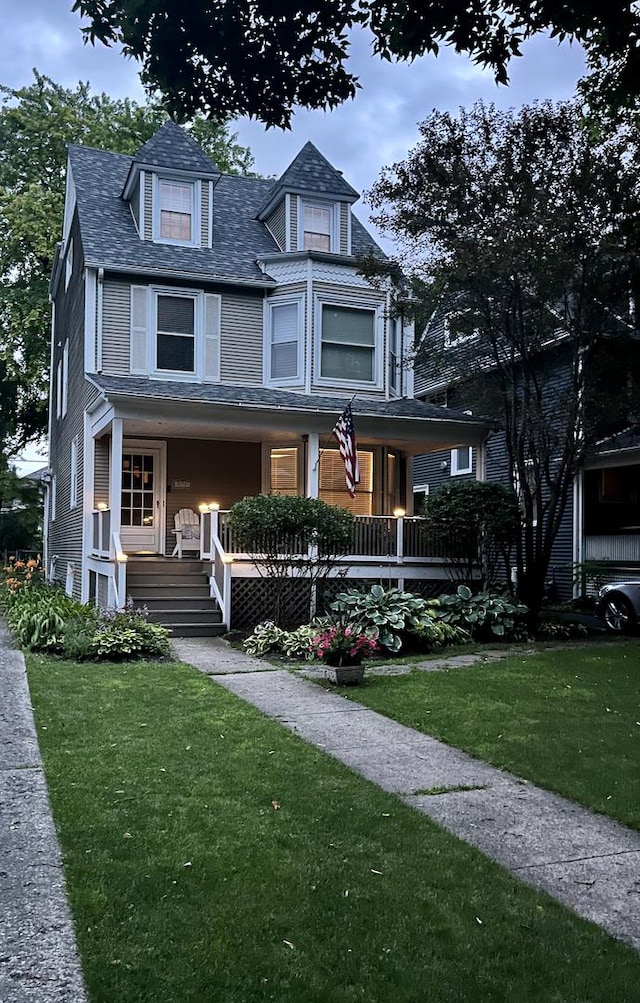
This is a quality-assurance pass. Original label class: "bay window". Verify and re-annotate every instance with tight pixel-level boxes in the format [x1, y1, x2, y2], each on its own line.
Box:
[320, 304, 376, 383]
[267, 298, 302, 383]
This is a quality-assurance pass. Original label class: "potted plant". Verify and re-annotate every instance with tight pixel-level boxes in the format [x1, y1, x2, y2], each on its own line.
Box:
[308, 622, 379, 685]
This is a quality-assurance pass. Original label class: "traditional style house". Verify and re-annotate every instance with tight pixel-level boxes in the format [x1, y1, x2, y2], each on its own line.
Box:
[45, 122, 491, 632]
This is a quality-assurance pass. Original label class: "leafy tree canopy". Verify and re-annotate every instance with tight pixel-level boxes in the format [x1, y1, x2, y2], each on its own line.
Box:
[0, 70, 254, 456]
[74, 1, 640, 129]
[365, 99, 640, 615]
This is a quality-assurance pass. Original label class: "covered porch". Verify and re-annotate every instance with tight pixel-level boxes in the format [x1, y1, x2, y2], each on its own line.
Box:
[83, 378, 492, 622]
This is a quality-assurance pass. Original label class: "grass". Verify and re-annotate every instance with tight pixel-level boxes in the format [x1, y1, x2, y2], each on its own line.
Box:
[27, 654, 640, 1003]
[339, 640, 640, 829]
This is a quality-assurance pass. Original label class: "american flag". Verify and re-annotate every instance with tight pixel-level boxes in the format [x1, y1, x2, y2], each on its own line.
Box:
[332, 403, 360, 498]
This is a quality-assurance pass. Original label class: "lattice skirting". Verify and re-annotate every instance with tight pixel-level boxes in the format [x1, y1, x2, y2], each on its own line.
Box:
[230, 577, 456, 629]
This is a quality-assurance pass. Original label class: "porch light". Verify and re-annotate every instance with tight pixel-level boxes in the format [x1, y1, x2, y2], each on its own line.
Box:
[221, 554, 234, 565]
[96, 501, 108, 511]
[116, 551, 128, 564]
[198, 503, 209, 513]
[393, 507, 406, 518]
[208, 502, 220, 511]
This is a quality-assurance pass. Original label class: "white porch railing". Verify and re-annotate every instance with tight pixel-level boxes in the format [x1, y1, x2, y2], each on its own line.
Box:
[87, 517, 127, 610]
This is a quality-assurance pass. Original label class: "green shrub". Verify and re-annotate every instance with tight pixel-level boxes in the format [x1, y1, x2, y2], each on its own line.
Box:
[536, 620, 589, 641]
[434, 585, 528, 640]
[243, 621, 325, 660]
[87, 603, 171, 660]
[4, 585, 88, 651]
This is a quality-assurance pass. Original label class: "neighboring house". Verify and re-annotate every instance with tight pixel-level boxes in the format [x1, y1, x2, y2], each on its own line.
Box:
[45, 122, 492, 631]
[413, 308, 640, 601]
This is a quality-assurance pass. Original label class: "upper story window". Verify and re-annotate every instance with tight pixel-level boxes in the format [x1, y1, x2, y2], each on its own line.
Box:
[319, 303, 377, 385]
[299, 199, 338, 252]
[154, 178, 199, 245]
[156, 294, 195, 373]
[266, 297, 303, 385]
[130, 285, 221, 382]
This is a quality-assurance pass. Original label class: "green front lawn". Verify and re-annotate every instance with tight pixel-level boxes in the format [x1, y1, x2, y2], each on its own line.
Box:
[344, 641, 640, 829]
[27, 655, 640, 1002]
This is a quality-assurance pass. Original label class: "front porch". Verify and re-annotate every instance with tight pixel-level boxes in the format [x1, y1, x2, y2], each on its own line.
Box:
[81, 382, 493, 630]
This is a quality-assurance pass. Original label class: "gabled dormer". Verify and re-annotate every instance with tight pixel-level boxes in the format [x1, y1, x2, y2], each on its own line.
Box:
[121, 121, 221, 249]
[257, 142, 359, 256]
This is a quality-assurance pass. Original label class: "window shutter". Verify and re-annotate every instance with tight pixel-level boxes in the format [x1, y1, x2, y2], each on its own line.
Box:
[203, 294, 221, 383]
[62, 342, 69, 417]
[130, 286, 149, 374]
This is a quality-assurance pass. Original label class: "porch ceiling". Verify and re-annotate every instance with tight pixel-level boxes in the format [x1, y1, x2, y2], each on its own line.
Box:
[89, 375, 494, 455]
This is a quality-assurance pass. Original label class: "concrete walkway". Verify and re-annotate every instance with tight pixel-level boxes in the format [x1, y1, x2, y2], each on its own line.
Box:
[0, 622, 88, 1003]
[172, 637, 640, 952]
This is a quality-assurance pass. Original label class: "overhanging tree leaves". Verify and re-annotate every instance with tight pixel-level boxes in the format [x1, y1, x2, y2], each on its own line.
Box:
[0, 71, 254, 456]
[73, 1, 640, 128]
[367, 100, 640, 618]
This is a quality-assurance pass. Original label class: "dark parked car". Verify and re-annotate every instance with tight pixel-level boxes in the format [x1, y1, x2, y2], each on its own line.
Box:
[596, 581, 640, 634]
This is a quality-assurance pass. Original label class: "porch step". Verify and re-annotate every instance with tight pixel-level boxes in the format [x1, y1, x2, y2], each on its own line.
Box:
[125, 556, 227, 636]
[146, 608, 223, 626]
[128, 572, 209, 588]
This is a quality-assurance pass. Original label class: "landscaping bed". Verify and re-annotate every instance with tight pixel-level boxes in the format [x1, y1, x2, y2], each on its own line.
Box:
[26, 654, 640, 1002]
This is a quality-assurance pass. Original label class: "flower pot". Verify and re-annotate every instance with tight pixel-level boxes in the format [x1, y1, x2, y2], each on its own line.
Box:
[323, 654, 365, 685]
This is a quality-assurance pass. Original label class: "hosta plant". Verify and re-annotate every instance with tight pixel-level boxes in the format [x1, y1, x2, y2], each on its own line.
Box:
[433, 585, 528, 640]
[330, 584, 446, 653]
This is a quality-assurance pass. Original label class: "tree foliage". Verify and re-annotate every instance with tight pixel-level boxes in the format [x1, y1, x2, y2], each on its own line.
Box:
[0, 71, 254, 456]
[74, 0, 640, 129]
[367, 99, 640, 616]
[0, 466, 42, 554]
[422, 481, 520, 589]
[228, 494, 354, 626]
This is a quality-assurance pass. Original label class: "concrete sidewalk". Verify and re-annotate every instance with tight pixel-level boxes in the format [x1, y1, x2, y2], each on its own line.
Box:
[172, 637, 640, 952]
[0, 621, 88, 1003]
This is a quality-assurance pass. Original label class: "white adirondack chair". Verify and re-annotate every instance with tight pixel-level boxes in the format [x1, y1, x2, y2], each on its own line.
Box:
[171, 508, 202, 558]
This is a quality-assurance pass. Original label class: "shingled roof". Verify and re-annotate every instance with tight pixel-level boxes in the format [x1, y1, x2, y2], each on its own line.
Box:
[67, 126, 383, 286]
[132, 120, 221, 176]
[258, 141, 359, 219]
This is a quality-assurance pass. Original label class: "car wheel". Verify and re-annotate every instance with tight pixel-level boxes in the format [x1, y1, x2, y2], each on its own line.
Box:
[602, 594, 637, 634]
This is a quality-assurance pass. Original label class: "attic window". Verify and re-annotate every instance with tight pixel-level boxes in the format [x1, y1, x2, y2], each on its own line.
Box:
[158, 180, 194, 242]
[302, 202, 332, 251]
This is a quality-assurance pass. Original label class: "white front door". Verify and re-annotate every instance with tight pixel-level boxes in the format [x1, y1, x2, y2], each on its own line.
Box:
[119, 443, 166, 553]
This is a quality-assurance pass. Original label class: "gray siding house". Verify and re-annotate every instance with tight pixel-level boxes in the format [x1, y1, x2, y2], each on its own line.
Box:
[413, 308, 640, 601]
[45, 122, 492, 630]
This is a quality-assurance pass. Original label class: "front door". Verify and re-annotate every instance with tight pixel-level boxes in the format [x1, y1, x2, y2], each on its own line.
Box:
[119, 444, 165, 553]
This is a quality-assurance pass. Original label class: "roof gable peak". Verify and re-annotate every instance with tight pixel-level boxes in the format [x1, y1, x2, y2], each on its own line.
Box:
[132, 120, 221, 176]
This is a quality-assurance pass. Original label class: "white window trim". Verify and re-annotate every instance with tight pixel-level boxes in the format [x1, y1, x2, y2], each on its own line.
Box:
[150, 286, 203, 380]
[413, 483, 429, 496]
[264, 294, 304, 386]
[50, 475, 57, 522]
[152, 174, 201, 247]
[314, 295, 383, 390]
[451, 446, 473, 476]
[298, 197, 338, 252]
[65, 238, 73, 290]
[70, 437, 78, 510]
[56, 361, 62, 420]
[62, 341, 69, 417]
[388, 317, 402, 396]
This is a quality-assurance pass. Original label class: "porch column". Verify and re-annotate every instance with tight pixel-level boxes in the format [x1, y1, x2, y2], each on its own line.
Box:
[110, 417, 123, 555]
[81, 413, 95, 602]
[306, 433, 320, 498]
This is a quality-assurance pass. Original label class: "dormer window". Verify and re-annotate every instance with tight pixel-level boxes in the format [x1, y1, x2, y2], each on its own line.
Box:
[300, 200, 337, 252]
[154, 178, 199, 245]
